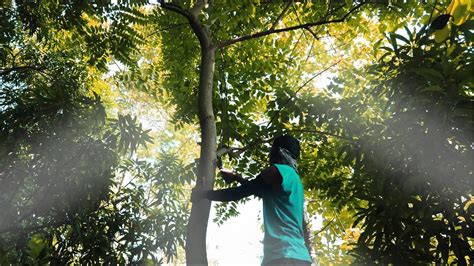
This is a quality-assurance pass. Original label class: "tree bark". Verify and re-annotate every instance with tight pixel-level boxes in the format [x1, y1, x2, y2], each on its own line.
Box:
[185, 44, 217, 265]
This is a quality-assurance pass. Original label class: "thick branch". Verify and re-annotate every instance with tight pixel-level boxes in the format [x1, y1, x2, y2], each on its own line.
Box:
[217, 1, 366, 49]
[188, 15, 212, 50]
[159, 2, 191, 20]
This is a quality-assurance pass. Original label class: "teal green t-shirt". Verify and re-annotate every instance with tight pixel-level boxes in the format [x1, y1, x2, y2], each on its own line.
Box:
[261, 164, 312, 265]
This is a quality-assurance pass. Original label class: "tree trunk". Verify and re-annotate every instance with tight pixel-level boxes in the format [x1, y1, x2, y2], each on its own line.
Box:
[185, 44, 216, 265]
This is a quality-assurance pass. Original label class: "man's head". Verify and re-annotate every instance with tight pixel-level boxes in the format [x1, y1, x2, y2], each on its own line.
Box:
[269, 135, 300, 165]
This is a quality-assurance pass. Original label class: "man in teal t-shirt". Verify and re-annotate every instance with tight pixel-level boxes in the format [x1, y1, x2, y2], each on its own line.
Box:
[192, 135, 313, 266]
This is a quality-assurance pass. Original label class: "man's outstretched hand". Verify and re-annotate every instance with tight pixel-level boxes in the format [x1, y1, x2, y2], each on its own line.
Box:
[191, 188, 208, 202]
[220, 169, 243, 184]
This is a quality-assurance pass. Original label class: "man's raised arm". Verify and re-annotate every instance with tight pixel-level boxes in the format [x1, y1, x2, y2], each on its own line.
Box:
[191, 166, 282, 202]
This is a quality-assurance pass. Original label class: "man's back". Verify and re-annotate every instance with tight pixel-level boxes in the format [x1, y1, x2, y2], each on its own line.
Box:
[261, 164, 312, 265]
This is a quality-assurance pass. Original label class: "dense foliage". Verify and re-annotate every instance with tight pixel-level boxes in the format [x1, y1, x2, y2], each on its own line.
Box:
[300, 24, 473, 264]
[0, 1, 190, 264]
[1, 0, 472, 264]
[349, 23, 473, 264]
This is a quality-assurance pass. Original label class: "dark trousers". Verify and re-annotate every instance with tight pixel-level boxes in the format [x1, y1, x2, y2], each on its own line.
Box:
[266, 258, 312, 266]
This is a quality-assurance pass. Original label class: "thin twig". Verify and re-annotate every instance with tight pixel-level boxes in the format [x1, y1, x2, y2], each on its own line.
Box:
[266, 59, 342, 129]
[428, 0, 438, 25]
[313, 218, 335, 236]
[303, 27, 319, 39]
[146, 23, 189, 38]
[270, 1, 293, 31]
[303, 38, 316, 65]
[291, 3, 318, 39]
[216, 138, 273, 157]
[333, 209, 347, 233]
[324, 0, 333, 19]
[289, 31, 305, 58]
[290, 129, 354, 141]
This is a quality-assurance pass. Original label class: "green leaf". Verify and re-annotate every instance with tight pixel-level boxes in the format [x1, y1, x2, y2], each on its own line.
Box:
[434, 25, 451, 43]
[392, 33, 411, 44]
[412, 67, 444, 82]
[27, 234, 46, 258]
[419, 85, 444, 93]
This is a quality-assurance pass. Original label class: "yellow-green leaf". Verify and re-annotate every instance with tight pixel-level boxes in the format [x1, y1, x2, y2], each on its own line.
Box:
[434, 24, 451, 43]
[448, 0, 472, 26]
[447, 0, 458, 14]
[28, 234, 46, 257]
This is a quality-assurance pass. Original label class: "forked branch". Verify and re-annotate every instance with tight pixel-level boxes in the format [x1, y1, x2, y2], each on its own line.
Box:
[158, 1, 211, 48]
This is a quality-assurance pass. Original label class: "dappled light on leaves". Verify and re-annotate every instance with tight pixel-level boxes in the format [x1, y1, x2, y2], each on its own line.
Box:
[1, 0, 472, 265]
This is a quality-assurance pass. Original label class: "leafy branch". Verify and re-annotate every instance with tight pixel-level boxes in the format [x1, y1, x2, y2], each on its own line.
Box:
[216, 59, 348, 158]
[216, 1, 367, 49]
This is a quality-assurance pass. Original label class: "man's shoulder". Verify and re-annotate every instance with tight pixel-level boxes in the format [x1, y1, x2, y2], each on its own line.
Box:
[273, 164, 298, 176]
[260, 166, 283, 186]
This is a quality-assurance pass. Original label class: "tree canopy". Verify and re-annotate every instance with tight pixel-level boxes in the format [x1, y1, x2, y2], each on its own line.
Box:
[0, 0, 472, 265]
